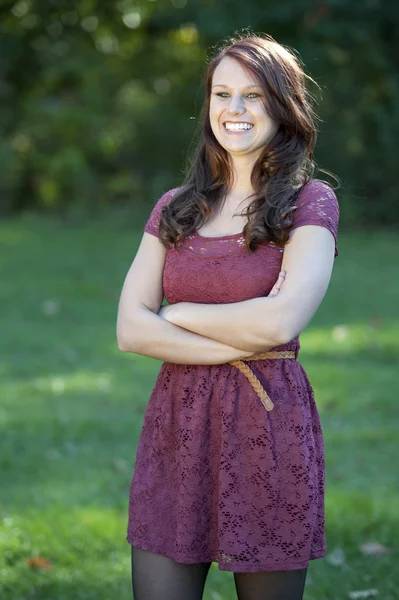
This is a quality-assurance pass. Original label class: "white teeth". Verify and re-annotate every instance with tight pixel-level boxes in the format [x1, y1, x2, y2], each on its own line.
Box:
[224, 122, 253, 131]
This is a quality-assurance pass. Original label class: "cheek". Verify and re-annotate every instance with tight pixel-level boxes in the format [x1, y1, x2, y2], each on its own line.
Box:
[209, 102, 219, 122]
[269, 118, 279, 136]
[209, 108, 222, 134]
[260, 113, 278, 133]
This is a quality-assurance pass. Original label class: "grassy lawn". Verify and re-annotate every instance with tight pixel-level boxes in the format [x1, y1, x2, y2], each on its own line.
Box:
[0, 212, 398, 599]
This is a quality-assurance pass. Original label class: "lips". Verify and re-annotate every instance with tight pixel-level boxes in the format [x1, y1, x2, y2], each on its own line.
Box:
[223, 121, 254, 133]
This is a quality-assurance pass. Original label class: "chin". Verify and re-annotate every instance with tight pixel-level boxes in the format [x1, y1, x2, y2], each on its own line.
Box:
[226, 141, 257, 151]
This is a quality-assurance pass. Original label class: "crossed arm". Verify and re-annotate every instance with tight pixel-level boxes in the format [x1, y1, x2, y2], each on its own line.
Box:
[158, 225, 336, 353]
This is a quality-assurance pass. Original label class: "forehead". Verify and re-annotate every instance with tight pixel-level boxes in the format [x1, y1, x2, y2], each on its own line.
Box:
[212, 56, 260, 87]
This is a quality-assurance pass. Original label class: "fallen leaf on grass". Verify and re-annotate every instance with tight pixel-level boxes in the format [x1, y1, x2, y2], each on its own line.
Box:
[368, 316, 383, 330]
[348, 589, 378, 599]
[359, 541, 390, 557]
[26, 556, 53, 570]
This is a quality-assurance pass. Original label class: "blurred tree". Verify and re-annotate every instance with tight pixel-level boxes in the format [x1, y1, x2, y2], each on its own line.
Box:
[0, 0, 397, 226]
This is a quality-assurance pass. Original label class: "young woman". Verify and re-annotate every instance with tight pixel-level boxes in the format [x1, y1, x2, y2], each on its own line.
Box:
[117, 32, 339, 600]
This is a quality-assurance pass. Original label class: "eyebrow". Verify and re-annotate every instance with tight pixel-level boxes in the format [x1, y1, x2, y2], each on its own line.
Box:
[211, 83, 261, 89]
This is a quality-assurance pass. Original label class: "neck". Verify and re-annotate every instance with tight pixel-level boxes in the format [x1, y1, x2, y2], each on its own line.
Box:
[228, 153, 259, 192]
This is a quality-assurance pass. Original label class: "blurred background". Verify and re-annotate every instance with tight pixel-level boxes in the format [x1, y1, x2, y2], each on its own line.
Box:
[1, 0, 399, 224]
[1, 2, 398, 599]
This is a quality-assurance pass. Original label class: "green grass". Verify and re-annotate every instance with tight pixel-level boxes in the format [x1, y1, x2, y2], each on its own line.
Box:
[0, 213, 398, 599]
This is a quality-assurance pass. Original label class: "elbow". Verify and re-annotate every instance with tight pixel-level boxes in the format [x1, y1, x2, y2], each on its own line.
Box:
[253, 326, 287, 351]
[117, 305, 151, 353]
[117, 333, 131, 352]
[274, 330, 291, 347]
[117, 338, 130, 352]
[117, 335, 141, 353]
[273, 315, 297, 346]
[271, 296, 304, 345]
[277, 329, 295, 346]
[116, 321, 140, 353]
[278, 319, 304, 345]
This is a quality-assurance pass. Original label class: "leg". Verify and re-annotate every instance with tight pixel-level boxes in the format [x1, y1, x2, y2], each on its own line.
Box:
[131, 545, 212, 600]
[234, 567, 308, 600]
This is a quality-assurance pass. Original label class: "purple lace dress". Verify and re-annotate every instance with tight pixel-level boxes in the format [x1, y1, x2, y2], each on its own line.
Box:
[126, 179, 339, 573]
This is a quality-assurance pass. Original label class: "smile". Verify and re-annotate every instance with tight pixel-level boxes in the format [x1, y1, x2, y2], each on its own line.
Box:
[223, 122, 254, 132]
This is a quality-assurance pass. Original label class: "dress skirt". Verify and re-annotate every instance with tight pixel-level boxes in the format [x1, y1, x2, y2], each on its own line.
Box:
[126, 354, 327, 573]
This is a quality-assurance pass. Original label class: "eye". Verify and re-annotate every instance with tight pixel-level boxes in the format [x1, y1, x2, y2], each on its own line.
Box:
[215, 92, 262, 99]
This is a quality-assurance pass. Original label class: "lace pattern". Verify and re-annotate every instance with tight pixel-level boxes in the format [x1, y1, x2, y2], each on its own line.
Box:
[127, 180, 339, 572]
[144, 179, 339, 259]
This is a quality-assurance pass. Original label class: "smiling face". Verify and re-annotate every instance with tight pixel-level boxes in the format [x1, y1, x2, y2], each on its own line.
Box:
[209, 56, 279, 162]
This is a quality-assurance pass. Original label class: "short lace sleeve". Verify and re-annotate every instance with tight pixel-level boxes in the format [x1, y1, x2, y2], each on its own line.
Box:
[144, 187, 180, 238]
[290, 179, 340, 258]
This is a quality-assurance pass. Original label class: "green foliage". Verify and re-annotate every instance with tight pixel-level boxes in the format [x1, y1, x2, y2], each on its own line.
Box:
[0, 1, 398, 224]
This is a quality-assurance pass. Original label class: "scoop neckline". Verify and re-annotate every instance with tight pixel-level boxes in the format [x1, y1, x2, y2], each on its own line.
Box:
[194, 231, 244, 240]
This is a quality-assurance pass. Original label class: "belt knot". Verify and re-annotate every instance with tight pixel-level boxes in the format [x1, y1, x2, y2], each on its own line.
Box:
[228, 350, 296, 412]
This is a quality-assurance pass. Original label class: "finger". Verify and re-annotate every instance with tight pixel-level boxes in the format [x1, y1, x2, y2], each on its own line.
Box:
[269, 270, 287, 296]
[270, 272, 285, 291]
[276, 271, 286, 286]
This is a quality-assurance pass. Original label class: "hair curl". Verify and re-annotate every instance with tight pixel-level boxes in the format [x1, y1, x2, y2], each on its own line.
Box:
[158, 31, 338, 252]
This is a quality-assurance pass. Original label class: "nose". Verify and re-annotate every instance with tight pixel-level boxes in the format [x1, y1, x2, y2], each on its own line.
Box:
[227, 93, 245, 115]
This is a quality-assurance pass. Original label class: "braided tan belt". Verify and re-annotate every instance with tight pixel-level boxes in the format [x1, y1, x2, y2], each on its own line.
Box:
[229, 350, 296, 412]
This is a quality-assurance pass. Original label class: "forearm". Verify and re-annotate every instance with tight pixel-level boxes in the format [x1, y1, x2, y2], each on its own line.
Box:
[117, 306, 257, 365]
[166, 297, 285, 352]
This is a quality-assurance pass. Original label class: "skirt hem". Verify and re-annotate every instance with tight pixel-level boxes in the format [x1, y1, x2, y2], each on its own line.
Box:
[126, 535, 326, 573]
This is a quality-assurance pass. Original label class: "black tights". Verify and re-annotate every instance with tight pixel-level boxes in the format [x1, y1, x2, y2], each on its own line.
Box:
[131, 546, 308, 600]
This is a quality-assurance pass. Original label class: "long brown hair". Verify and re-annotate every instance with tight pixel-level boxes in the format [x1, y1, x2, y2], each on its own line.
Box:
[158, 32, 338, 252]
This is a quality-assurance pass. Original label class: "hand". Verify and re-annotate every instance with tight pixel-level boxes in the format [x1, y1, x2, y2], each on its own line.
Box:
[240, 269, 287, 359]
[268, 270, 286, 297]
